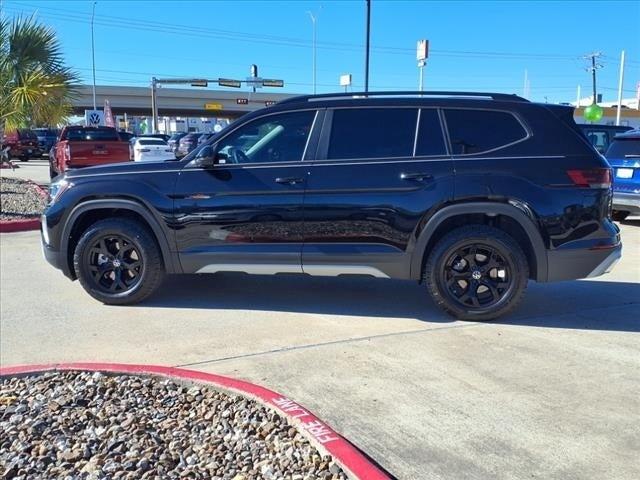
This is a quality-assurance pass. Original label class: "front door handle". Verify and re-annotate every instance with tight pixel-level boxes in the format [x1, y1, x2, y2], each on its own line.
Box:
[400, 172, 433, 181]
[275, 177, 304, 185]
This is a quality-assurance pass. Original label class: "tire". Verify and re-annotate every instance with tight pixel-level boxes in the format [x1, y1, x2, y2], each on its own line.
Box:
[20, 155, 29, 162]
[73, 218, 164, 305]
[423, 225, 529, 321]
[612, 210, 629, 222]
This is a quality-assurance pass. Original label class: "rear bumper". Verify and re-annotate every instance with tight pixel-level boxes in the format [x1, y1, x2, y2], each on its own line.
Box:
[612, 191, 640, 214]
[546, 243, 622, 282]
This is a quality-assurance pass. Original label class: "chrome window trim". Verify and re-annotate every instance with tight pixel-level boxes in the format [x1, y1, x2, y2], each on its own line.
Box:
[301, 110, 319, 161]
[412, 109, 422, 157]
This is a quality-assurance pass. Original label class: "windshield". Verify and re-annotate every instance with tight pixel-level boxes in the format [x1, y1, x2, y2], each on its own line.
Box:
[606, 138, 640, 158]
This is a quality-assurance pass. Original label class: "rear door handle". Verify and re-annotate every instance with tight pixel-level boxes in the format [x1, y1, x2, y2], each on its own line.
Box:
[275, 177, 304, 185]
[400, 172, 433, 181]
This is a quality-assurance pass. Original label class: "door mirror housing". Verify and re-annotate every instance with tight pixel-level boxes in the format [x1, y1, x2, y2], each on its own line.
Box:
[193, 145, 216, 168]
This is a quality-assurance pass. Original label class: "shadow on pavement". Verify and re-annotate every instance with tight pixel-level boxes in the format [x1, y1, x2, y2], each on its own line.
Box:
[143, 273, 640, 332]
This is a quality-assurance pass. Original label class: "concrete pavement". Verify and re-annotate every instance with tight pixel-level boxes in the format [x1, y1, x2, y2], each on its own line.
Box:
[0, 157, 52, 187]
[1, 223, 639, 479]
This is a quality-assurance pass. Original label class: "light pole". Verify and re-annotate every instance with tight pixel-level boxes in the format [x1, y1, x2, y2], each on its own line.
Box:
[90, 1, 97, 111]
[306, 11, 317, 95]
[364, 0, 371, 93]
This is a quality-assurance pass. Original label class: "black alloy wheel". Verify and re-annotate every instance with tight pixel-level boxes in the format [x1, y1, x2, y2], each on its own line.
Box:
[87, 235, 143, 294]
[441, 243, 513, 310]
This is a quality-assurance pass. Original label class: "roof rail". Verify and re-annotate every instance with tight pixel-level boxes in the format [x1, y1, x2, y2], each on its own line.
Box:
[277, 91, 529, 105]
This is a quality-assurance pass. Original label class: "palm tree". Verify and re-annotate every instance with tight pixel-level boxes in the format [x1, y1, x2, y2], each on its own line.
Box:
[0, 15, 78, 139]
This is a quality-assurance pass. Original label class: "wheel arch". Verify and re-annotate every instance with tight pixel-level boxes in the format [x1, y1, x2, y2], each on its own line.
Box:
[410, 201, 548, 282]
[61, 198, 180, 279]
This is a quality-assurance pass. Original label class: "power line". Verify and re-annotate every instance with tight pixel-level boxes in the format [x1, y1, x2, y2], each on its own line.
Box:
[6, 2, 586, 61]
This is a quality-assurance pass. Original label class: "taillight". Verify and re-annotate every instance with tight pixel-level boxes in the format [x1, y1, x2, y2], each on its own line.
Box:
[566, 168, 612, 189]
[65, 144, 71, 160]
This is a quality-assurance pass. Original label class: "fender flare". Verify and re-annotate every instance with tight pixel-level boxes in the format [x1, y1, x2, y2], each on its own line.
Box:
[60, 198, 180, 276]
[409, 202, 548, 282]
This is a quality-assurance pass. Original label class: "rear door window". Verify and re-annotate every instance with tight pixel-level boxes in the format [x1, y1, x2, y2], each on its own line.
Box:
[444, 109, 528, 155]
[327, 108, 418, 160]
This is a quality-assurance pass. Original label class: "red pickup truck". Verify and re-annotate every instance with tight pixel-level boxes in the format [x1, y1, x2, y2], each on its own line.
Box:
[50, 126, 131, 178]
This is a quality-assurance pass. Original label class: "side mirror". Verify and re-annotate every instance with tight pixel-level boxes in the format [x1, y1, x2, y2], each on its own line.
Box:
[194, 145, 216, 168]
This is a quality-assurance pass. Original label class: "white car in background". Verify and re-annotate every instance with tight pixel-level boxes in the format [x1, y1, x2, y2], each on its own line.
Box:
[131, 137, 175, 162]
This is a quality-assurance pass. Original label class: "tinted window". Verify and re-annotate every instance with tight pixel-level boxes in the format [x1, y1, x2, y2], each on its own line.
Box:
[214, 110, 316, 164]
[63, 129, 119, 141]
[606, 138, 640, 158]
[416, 109, 447, 156]
[444, 109, 527, 155]
[328, 108, 417, 160]
[138, 139, 167, 146]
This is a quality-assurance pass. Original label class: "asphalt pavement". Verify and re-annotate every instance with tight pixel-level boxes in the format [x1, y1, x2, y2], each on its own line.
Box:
[1, 161, 639, 479]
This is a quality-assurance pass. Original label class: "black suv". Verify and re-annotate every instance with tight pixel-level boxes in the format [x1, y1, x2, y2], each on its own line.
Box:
[41, 92, 622, 320]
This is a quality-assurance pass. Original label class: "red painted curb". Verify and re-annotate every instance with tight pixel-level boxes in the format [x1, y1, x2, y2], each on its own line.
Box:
[0, 180, 47, 233]
[0, 218, 40, 233]
[0, 363, 391, 480]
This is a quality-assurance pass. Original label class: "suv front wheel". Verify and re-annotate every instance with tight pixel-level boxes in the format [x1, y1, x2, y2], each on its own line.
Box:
[73, 218, 165, 305]
[424, 225, 529, 321]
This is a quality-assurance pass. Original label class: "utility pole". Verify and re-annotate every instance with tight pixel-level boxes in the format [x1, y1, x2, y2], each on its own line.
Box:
[90, 1, 97, 111]
[576, 85, 581, 108]
[364, 0, 371, 93]
[584, 52, 603, 104]
[151, 77, 158, 134]
[616, 50, 625, 126]
[307, 10, 318, 95]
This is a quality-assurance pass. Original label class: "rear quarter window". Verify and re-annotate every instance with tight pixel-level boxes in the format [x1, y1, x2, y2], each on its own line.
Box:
[444, 109, 528, 155]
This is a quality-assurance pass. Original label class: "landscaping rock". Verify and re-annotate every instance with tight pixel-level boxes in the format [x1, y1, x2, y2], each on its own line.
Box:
[0, 177, 47, 221]
[0, 371, 349, 479]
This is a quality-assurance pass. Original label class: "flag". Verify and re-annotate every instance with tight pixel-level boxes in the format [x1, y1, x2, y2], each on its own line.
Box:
[104, 99, 115, 128]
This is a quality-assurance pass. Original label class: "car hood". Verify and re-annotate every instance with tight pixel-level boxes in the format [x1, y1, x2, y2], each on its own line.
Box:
[65, 159, 184, 179]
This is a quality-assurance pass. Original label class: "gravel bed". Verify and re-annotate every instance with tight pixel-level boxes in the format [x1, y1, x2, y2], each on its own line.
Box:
[0, 178, 47, 221]
[0, 372, 348, 480]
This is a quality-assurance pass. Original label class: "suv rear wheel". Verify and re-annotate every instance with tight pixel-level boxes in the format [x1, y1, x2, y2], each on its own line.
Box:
[424, 225, 529, 321]
[73, 218, 164, 305]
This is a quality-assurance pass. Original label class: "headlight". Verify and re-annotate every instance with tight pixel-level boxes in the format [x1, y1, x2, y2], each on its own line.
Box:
[49, 179, 70, 204]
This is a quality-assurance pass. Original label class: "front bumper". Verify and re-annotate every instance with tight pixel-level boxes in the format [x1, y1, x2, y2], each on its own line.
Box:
[612, 191, 640, 215]
[546, 243, 622, 282]
[41, 216, 74, 279]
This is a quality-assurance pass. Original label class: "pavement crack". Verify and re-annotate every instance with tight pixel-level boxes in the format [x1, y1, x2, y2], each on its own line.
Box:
[174, 322, 480, 368]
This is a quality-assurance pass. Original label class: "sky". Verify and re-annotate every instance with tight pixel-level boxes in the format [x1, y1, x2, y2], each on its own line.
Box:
[2, 0, 639, 103]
